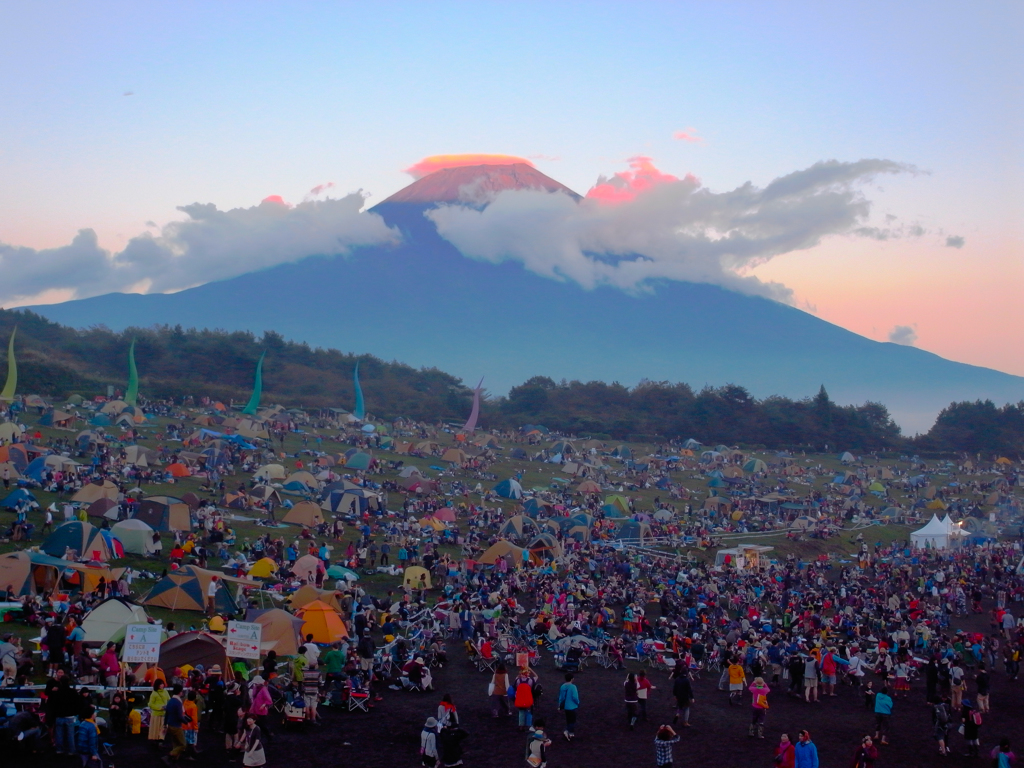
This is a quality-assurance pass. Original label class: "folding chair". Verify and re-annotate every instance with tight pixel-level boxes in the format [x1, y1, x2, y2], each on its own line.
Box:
[348, 691, 370, 713]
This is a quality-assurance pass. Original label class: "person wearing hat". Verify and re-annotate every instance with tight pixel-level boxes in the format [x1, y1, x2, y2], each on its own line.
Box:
[206, 665, 225, 733]
[420, 717, 439, 767]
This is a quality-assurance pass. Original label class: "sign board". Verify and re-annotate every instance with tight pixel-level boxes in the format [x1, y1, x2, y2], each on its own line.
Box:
[122, 624, 161, 664]
[226, 620, 262, 659]
[515, 652, 530, 670]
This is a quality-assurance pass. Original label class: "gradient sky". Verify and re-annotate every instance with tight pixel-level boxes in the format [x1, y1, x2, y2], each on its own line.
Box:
[1, 1, 1021, 374]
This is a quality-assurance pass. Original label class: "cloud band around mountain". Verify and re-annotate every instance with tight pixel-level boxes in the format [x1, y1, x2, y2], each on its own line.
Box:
[427, 157, 913, 302]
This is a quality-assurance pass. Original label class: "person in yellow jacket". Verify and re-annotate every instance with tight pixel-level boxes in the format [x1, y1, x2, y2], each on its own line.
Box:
[728, 657, 747, 706]
[148, 679, 171, 742]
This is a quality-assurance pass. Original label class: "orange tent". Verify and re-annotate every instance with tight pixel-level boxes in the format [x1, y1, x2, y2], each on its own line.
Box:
[297, 599, 349, 643]
[167, 463, 190, 477]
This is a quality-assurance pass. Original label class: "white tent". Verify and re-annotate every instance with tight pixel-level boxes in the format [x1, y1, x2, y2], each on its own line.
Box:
[911, 514, 955, 549]
[80, 598, 151, 644]
[111, 518, 158, 555]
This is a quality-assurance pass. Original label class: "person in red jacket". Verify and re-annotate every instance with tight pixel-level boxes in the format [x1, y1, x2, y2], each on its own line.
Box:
[775, 733, 796, 768]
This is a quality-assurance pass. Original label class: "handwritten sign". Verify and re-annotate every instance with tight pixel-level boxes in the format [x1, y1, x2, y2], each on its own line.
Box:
[122, 624, 161, 664]
[516, 652, 530, 669]
[226, 620, 262, 659]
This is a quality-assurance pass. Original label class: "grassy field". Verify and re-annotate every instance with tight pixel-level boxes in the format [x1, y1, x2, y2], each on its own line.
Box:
[0, 400, 1013, 649]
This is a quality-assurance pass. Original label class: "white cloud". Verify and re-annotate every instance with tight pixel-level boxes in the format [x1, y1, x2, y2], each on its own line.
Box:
[426, 158, 913, 302]
[888, 325, 918, 345]
[0, 194, 397, 306]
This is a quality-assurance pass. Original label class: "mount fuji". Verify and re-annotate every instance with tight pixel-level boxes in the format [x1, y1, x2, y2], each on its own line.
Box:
[29, 163, 1024, 433]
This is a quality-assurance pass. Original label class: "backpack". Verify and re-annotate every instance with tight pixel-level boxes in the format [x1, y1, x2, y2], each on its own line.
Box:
[934, 703, 948, 725]
[971, 711, 982, 726]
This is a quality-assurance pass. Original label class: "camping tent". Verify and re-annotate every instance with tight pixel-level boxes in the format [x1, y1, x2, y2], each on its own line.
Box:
[283, 501, 325, 527]
[133, 497, 192, 532]
[477, 540, 529, 567]
[911, 515, 956, 550]
[442, 448, 468, 465]
[72, 480, 119, 505]
[615, 520, 653, 544]
[144, 565, 254, 613]
[403, 565, 432, 589]
[248, 558, 279, 579]
[493, 479, 523, 500]
[247, 608, 304, 656]
[297, 600, 349, 643]
[42, 521, 114, 561]
[0, 551, 35, 596]
[80, 598, 150, 644]
[576, 480, 601, 494]
[292, 555, 322, 583]
[527, 532, 563, 561]
[743, 459, 768, 474]
[498, 515, 540, 542]
[288, 584, 344, 613]
[86, 498, 121, 521]
[111, 519, 158, 555]
[254, 464, 286, 481]
[159, 631, 229, 673]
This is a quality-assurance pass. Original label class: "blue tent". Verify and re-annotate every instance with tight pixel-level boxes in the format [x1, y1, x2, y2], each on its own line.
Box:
[0, 488, 36, 509]
[90, 414, 112, 426]
[494, 478, 524, 499]
[23, 456, 47, 481]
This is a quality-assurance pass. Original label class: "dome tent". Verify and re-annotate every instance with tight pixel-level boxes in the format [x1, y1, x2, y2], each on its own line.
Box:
[80, 597, 150, 644]
[111, 519, 158, 555]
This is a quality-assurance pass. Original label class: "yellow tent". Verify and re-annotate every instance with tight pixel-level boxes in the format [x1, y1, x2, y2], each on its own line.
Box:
[288, 584, 344, 613]
[403, 566, 432, 589]
[996, 457, 1013, 465]
[283, 501, 324, 527]
[477, 540, 527, 566]
[72, 480, 120, 504]
[419, 516, 447, 531]
[926, 499, 947, 510]
[297, 599, 349, 643]
[248, 557, 279, 579]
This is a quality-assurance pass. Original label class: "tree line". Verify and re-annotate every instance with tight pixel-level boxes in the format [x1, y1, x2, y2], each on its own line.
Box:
[1, 309, 1021, 455]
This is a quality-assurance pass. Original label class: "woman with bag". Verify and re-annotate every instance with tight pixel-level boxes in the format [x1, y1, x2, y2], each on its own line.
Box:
[960, 700, 982, 758]
[748, 677, 770, 739]
[774, 733, 795, 768]
[850, 735, 878, 768]
[241, 715, 266, 767]
[420, 717, 439, 768]
[489, 664, 510, 718]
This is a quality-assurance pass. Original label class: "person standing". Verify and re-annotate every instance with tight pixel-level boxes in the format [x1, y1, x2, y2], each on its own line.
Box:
[932, 694, 952, 756]
[162, 684, 187, 765]
[557, 673, 579, 741]
[420, 717, 438, 768]
[851, 735, 878, 768]
[794, 729, 819, 768]
[514, 667, 538, 731]
[727, 657, 746, 705]
[624, 672, 639, 730]
[803, 654, 819, 703]
[636, 670, 655, 722]
[206, 576, 219, 616]
[747, 677, 770, 739]
[961, 700, 982, 758]
[653, 725, 679, 768]
[974, 664, 990, 714]
[873, 686, 893, 745]
[489, 664, 510, 718]
[240, 715, 266, 768]
[670, 667, 694, 727]
[147, 679, 170, 748]
[525, 719, 552, 768]
[774, 733, 796, 768]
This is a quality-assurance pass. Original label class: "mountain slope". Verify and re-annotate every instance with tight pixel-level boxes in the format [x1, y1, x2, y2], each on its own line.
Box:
[30, 169, 1024, 434]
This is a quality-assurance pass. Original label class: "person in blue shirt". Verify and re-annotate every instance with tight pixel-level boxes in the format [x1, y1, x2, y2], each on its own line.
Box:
[873, 686, 893, 745]
[794, 729, 819, 768]
[557, 673, 580, 741]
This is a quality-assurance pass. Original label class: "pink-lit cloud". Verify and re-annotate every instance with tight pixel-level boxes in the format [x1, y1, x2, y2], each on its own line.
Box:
[585, 156, 685, 204]
[308, 182, 336, 197]
[673, 128, 702, 143]
[261, 194, 287, 205]
[404, 154, 534, 179]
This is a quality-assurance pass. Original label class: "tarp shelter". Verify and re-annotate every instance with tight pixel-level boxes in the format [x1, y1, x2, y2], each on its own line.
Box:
[72, 480, 120, 505]
[159, 631, 229, 673]
[283, 501, 324, 527]
[297, 600, 349, 643]
[403, 566, 432, 589]
[288, 585, 344, 613]
[615, 519, 653, 543]
[715, 544, 774, 570]
[86, 498, 121, 521]
[0, 551, 122, 597]
[477, 540, 528, 566]
[499, 515, 540, 542]
[134, 496, 192, 532]
[494, 478, 523, 499]
[111, 519, 158, 555]
[911, 514, 955, 550]
[144, 565, 256, 613]
[247, 608, 304, 656]
[80, 598, 150, 644]
[42, 521, 114, 561]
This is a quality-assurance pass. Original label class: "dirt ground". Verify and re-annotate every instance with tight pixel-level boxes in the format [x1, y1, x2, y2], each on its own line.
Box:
[89, 610, 1021, 768]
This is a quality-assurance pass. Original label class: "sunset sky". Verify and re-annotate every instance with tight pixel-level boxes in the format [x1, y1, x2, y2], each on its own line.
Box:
[0, 2, 1021, 375]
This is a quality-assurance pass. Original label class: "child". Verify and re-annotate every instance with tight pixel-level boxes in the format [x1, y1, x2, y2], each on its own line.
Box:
[654, 725, 680, 768]
[183, 690, 200, 758]
[526, 718, 552, 768]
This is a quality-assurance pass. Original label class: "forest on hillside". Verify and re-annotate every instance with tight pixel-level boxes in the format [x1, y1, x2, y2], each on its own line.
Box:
[0, 308, 1021, 454]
